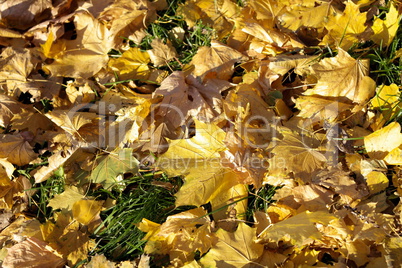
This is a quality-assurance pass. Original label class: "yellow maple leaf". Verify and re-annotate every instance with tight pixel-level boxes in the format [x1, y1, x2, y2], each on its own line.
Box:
[321, 0, 368, 49]
[108, 47, 151, 81]
[152, 71, 227, 129]
[2, 237, 65, 268]
[257, 210, 336, 246]
[370, 84, 401, 126]
[0, 133, 37, 166]
[43, 11, 114, 79]
[371, 3, 401, 46]
[200, 222, 263, 267]
[364, 122, 402, 160]
[365, 171, 389, 195]
[178, 0, 239, 38]
[72, 199, 104, 225]
[304, 48, 376, 104]
[280, 1, 331, 32]
[191, 40, 247, 80]
[269, 130, 327, 179]
[45, 110, 101, 143]
[41, 212, 97, 266]
[138, 207, 212, 265]
[157, 120, 237, 207]
[48, 186, 85, 212]
[148, 38, 178, 67]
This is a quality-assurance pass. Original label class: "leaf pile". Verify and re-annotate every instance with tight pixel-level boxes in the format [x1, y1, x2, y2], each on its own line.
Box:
[1, 0, 402, 267]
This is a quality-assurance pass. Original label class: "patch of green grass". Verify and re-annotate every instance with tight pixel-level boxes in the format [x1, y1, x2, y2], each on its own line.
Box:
[245, 185, 278, 222]
[23, 166, 65, 221]
[90, 172, 194, 262]
[367, 36, 402, 86]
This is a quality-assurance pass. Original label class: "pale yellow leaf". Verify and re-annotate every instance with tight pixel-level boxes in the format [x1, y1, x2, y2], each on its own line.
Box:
[43, 11, 113, 79]
[321, 0, 368, 49]
[2, 237, 65, 268]
[304, 48, 376, 103]
[270, 130, 327, 177]
[257, 210, 336, 246]
[152, 72, 228, 128]
[191, 40, 247, 80]
[148, 38, 178, 67]
[108, 47, 151, 80]
[372, 3, 401, 46]
[364, 122, 402, 159]
[156, 120, 234, 206]
[0, 133, 37, 166]
[72, 199, 104, 225]
[48, 186, 84, 212]
[366, 171, 389, 195]
[200, 222, 263, 267]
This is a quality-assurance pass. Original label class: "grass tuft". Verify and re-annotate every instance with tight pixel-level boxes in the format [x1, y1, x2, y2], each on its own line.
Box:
[90, 172, 194, 262]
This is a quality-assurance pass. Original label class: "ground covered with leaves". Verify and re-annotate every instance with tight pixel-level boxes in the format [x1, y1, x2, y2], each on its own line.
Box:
[1, 0, 402, 267]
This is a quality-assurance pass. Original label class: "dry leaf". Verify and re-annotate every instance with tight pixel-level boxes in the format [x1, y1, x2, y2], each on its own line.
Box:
[90, 148, 139, 189]
[0, 94, 25, 127]
[304, 48, 376, 104]
[108, 47, 151, 80]
[200, 222, 263, 267]
[257, 210, 336, 246]
[371, 3, 400, 46]
[191, 40, 247, 80]
[270, 130, 327, 178]
[364, 122, 402, 160]
[157, 120, 235, 206]
[0, 132, 37, 166]
[48, 186, 84, 211]
[34, 146, 78, 183]
[321, 0, 368, 49]
[43, 11, 114, 78]
[2, 237, 65, 268]
[72, 199, 104, 225]
[0, 0, 52, 30]
[148, 38, 178, 67]
[152, 71, 225, 129]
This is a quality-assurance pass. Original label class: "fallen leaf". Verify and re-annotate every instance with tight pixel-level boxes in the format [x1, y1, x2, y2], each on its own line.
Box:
[371, 3, 400, 46]
[45, 110, 101, 144]
[364, 122, 402, 159]
[304, 48, 376, 104]
[48, 186, 84, 212]
[365, 171, 389, 195]
[108, 47, 151, 81]
[90, 148, 139, 189]
[0, 0, 52, 30]
[200, 222, 263, 267]
[148, 38, 178, 67]
[178, 0, 238, 38]
[41, 212, 96, 266]
[152, 72, 226, 129]
[139, 207, 212, 265]
[321, 0, 368, 49]
[257, 210, 336, 246]
[43, 11, 113, 78]
[2, 237, 65, 268]
[0, 94, 25, 127]
[269, 130, 327, 179]
[33, 146, 78, 183]
[191, 40, 247, 80]
[72, 199, 104, 225]
[156, 120, 235, 206]
[85, 254, 116, 268]
[0, 132, 37, 166]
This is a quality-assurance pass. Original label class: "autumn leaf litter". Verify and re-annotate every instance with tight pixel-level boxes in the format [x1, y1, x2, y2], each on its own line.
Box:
[1, 0, 402, 267]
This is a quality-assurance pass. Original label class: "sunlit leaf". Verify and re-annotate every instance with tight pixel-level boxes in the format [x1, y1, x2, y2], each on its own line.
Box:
[200, 222, 263, 267]
[90, 148, 139, 189]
